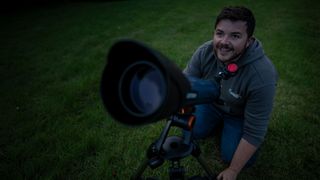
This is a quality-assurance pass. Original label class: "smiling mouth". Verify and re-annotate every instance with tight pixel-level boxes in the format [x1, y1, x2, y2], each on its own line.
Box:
[218, 46, 233, 55]
[217, 43, 233, 54]
[220, 47, 232, 53]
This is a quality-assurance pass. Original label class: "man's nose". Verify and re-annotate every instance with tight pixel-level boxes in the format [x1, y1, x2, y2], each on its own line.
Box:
[220, 35, 229, 44]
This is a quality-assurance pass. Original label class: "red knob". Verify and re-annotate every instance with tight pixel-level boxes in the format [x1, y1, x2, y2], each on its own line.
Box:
[227, 63, 238, 73]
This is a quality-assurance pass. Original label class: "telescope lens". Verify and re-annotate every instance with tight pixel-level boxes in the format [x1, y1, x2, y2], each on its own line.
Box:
[119, 62, 167, 117]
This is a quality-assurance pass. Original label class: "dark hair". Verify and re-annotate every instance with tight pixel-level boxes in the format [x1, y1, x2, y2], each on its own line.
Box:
[214, 6, 256, 37]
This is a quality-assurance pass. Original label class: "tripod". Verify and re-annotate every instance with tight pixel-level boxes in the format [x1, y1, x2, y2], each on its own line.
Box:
[131, 107, 217, 180]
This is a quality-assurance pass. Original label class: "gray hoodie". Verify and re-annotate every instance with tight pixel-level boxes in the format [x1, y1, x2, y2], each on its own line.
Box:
[184, 39, 278, 147]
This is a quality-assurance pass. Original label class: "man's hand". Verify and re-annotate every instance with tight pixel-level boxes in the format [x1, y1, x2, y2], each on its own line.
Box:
[216, 138, 257, 179]
[217, 167, 239, 180]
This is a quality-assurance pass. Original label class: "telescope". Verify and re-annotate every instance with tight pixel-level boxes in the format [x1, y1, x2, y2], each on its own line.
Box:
[100, 39, 220, 126]
[99, 39, 242, 179]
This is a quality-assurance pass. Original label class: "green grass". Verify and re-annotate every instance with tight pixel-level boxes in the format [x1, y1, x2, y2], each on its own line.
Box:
[1, 0, 319, 179]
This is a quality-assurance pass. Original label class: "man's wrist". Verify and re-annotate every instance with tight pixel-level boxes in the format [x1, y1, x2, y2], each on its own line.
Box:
[228, 166, 240, 174]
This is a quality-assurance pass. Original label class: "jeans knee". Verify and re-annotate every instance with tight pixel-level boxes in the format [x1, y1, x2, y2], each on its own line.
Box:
[220, 150, 233, 164]
[182, 129, 208, 140]
[192, 129, 208, 139]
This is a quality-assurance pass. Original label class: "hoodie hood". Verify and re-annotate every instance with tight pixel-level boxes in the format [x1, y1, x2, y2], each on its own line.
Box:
[236, 38, 265, 68]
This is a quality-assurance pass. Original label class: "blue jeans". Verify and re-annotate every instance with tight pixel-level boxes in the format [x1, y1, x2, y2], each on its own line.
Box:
[188, 103, 257, 166]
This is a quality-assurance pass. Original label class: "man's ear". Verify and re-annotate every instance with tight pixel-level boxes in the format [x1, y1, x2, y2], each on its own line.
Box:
[246, 36, 254, 48]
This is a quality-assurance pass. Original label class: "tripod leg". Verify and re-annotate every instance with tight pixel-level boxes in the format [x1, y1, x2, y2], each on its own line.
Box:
[191, 141, 216, 178]
[195, 155, 217, 178]
[131, 159, 149, 180]
[169, 160, 185, 180]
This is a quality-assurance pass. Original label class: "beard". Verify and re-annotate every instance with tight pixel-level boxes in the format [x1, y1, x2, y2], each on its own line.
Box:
[214, 42, 247, 64]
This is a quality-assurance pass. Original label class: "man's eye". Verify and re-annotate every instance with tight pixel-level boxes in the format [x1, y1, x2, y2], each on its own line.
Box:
[215, 30, 223, 35]
[215, 32, 223, 37]
[232, 34, 240, 39]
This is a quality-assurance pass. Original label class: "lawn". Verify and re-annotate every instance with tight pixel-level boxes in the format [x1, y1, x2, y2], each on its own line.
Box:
[1, 0, 319, 179]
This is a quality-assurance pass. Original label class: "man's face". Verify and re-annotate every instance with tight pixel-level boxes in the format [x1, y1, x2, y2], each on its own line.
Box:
[213, 19, 251, 64]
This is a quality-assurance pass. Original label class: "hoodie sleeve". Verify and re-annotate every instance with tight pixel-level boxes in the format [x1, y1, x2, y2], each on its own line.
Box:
[242, 83, 276, 147]
[183, 46, 203, 77]
[183, 41, 215, 77]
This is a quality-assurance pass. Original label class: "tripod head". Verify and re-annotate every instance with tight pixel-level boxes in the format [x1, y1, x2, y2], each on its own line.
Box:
[149, 107, 196, 161]
[132, 107, 216, 180]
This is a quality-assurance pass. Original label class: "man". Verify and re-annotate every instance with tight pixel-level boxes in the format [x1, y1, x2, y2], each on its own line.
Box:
[183, 6, 277, 179]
